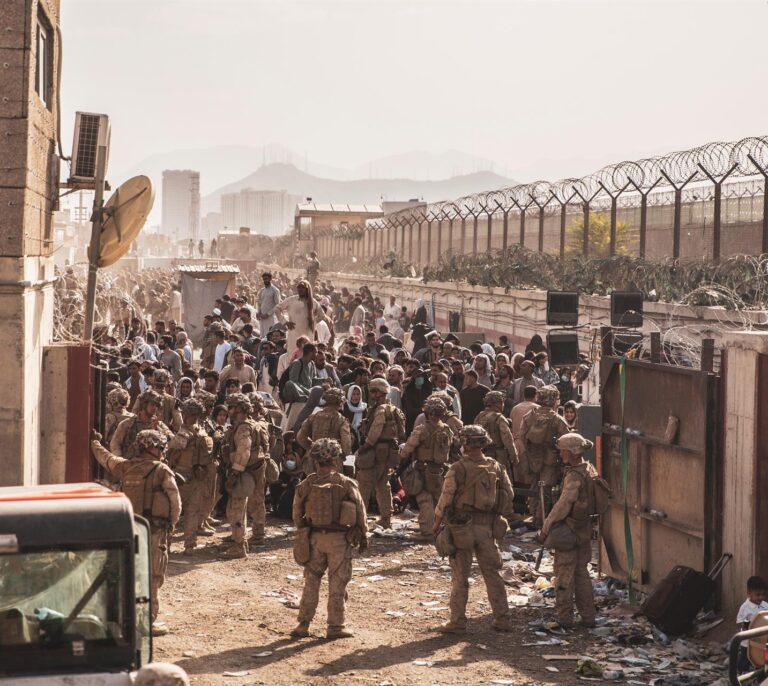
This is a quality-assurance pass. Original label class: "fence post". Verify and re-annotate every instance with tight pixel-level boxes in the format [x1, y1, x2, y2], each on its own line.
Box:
[650, 331, 661, 363]
[472, 213, 479, 256]
[486, 206, 493, 253]
[701, 338, 715, 373]
[447, 216, 454, 256]
[747, 154, 768, 254]
[417, 220, 423, 266]
[600, 326, 613, 358]
[460, 216, 467, 256]
[436, 217, 443, 260]
[698, 163, 738, 262]
[426, 216, 433, 265]
[560, 201, 567, 258]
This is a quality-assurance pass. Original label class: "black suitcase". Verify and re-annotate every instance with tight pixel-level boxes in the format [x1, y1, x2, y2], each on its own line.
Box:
[641, 554, 732, 636]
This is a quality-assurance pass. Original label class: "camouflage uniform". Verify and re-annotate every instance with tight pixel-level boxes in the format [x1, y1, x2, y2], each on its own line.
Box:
[222, 394, 270, 556]
[430, 391, 463, 461]
[110, 390, 173, 458]
[520, 385, 569, 521]
[357, 379, 404, 527]
[91, 430, 181, 623]
[296, 388, 352, 473]
[400, 397, 453, 535]
[434, 425, 515, 634]
[541, 433, 597, 627]
[475, 391, 517, 473]
[131, 370, 182, 432]
[292, 439, 367, 639]
[104, 388, 134, 447]
[166, 400, 214, 553]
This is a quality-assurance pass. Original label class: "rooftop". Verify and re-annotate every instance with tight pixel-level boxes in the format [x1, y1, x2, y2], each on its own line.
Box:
[178, 262, 240, 273]
[296, 203, 384, 216]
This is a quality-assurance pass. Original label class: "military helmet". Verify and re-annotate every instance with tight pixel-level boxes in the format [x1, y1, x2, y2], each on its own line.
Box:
[195, 389, 216, 410]
[459, 424, 492, 448]
[536, 384, 560, 407]
[483, 390, 505, 407]
[310, 437, 342, 467]
[107, 387, 130, 410]
[248, 392, 264, 412]
[423, 397, 448, 417]
[180, 398, 205, 417]
[135, 429, 168, 453]
[137, 389, 163, 409]
[152, 368, 171, 386]
[225, 392, 252, 413]
[322, 387, 345, 405]
[556, 432, 594, 455]
[368, 378, 391, 394]
[430, 390, 453, 409]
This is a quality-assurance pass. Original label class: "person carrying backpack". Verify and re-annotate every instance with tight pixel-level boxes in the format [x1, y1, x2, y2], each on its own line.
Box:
[432, 425, 516, 635]
[538, 432, 604, 629]
[90, 429, 181, 636]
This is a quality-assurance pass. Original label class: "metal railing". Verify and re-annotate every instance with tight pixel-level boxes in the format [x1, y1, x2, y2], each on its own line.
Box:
[316, 136, 768, 266]
[729, 625, 768, 685]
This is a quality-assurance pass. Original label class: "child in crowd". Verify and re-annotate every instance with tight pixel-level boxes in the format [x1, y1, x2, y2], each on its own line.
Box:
[737, 576, 768, 673]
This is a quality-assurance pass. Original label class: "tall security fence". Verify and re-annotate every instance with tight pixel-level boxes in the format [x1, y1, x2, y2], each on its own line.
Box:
[314, 136, 768, 266]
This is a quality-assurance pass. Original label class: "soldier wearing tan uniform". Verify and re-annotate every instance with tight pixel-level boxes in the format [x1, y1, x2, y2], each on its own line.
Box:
[90, 429, 181, 635]
[400, 397, 453, 537]
[111, 390, 173, 458]
[430, 391, 464, 461]
[540, 432, 597, 628]
[520, 384, 569, 523]
[475, 391, 517, 474]
[221, 393, 270, 558]
[291, 439, 368, 640]
[166, 399, 214, 555]
[131, 369, 182, 432]
[196, 389, 220, 530]
[104, 388, 134, 447]
[356, 378, 404, 529]
[297, 387, 352, 473]
[433, 425, 515, 634]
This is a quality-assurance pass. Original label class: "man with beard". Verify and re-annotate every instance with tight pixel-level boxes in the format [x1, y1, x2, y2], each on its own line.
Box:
[273, 280, 326, 353]
[256, 272, 282, 336]
[415, 331, 443, 365]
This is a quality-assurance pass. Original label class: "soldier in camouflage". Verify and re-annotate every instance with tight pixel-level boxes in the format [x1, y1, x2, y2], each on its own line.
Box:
[475, 391, 517, 474]
[297, 387, 352, 473]
[110, 390, 173, 458]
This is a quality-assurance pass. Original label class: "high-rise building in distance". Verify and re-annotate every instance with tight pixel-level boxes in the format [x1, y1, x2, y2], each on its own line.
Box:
[162, 170, 200, 242]
[221, 189, 301, 235]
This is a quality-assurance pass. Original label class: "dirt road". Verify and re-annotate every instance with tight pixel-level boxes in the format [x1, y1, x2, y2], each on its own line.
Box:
[156, 516, 726, 686]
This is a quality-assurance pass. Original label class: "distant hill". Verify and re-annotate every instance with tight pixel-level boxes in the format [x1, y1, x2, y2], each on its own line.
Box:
[202, 163, 514, 215]
[353, 149, 509, 180]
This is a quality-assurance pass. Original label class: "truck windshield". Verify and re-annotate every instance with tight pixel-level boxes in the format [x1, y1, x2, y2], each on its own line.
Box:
[0, 548, 129, 669]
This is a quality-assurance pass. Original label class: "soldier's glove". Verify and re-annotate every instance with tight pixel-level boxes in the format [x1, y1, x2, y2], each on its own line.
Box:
[225, 471, 239, 492]
[91, 429, 103, 443]
[193, 464, 206, 480]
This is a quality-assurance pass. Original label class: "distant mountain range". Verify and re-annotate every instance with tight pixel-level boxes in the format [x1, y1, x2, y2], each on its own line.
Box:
[202, 163, 513, 215]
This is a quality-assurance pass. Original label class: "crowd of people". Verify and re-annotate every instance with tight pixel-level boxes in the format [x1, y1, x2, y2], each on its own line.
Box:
[85, 257, 602, 639]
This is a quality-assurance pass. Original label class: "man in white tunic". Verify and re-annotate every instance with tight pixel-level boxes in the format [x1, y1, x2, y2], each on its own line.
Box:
[273, 279, 326, 352]
[256, 272, 282, 336]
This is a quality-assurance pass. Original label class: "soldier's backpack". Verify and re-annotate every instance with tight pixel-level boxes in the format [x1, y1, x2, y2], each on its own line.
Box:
[121, 460, 168, 520]
[305, 475, 347, 527]
[278, 360, 304, 403]
[590, 475, 612, 515]
[453, 459, 499, 513]
[390, 405, 406, 442]
[524, 410, 554, 445]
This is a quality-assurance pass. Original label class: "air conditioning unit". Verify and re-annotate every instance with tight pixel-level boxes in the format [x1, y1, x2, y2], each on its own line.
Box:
[69, 112, 110, 184]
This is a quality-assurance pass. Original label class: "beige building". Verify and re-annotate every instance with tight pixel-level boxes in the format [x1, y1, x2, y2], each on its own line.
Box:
[0, 0, 60, 484]
[162, 169, 201, 242]
[221, 188, 301, 236]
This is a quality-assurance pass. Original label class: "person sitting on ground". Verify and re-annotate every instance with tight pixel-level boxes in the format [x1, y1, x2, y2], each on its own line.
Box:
[283, 343, 318, 403]
[737, 576, 768, 674]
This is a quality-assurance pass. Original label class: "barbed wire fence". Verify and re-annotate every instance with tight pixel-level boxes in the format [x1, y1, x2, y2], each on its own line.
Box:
[316, 135, 768, 267]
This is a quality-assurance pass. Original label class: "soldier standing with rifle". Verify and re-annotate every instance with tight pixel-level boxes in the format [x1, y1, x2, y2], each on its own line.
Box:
[475, 391, 517, 476]
[432, 425, 516, 634]
[90, 429, 181, 636]
[291, 439, 368, 640]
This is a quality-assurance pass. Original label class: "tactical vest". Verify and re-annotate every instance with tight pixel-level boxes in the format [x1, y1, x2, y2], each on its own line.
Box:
[415, 422, 451, 465]
[122, 417, 153, 458]
[453, 457, 501, 513]
[105, 411, 131, 446]
[310, 409, 345, 440]
[226, 418, 268, 469]
[362, 403, 404, 443]
[121, 459, 171, 524]
[565, 462, 600, 529]
[303, 473, 356, 529]
[477, 410, 504, 448]
[168, 428, 214, 477]
[160, 394, 177, 427]
[524, 407, 560, 447]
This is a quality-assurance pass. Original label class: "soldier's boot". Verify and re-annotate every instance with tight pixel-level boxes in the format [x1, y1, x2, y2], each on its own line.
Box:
[183, 544, 195, 556]
[197, 525, 215, 536]
[290, 621, 310, 638]
[435, 621, 467, 634]
[207, 517, 221, 526]
[376, 516, 391, 529]
[491, 616, 515, 632]
[249, 537, 266, 550]
[219, 543, 247, 559]
[578, 617, 596, 628]
[326, 627, 354, 639]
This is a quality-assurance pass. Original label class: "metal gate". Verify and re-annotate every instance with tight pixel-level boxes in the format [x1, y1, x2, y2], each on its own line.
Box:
[598, 353, 719, 591]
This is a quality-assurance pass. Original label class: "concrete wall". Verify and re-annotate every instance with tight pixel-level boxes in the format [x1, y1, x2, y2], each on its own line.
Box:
[0, 0, 59, 485]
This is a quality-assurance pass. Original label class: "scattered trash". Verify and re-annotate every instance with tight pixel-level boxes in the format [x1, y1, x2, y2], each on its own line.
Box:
[489, 680, 516, 685]
[577, 658, 603, 677]
[222, 671, 251, 677]
[413, 660, 434, 666]
[253, 651, 273, 658]
[367, 574, 386, 582]
[182, 650, 196, 657]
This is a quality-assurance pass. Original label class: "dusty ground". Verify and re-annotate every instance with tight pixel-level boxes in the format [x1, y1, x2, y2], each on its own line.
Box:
[156, 515, 726, 686]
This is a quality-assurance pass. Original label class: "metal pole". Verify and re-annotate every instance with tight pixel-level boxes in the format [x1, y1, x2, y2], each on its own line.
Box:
[486, 209, 492, 253]
[639, 193, 648, 259]
[538, 205, 545, 253]
[472, 214, 478, 255]
[84, 145, 108, 340]
[559, 202, 567, 258]
[502, 209, 509, 251]
[673, 188, 682, 260]
[520, 208, 526, 247]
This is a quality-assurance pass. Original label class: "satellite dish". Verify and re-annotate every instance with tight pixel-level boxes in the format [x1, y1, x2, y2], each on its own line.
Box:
[88, 175, 154, 268]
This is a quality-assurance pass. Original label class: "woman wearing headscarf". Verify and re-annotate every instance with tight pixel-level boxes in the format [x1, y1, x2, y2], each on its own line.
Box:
[525, 334, 547, 356]
[471, 353, 495, 388]
[176, 376, 195, 401]
[343, 384, 367, 452]
[132, 336, 157, 363]
[412, 298, 429, 326]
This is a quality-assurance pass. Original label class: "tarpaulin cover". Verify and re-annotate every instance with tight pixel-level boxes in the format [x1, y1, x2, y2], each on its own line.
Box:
[181, 273, 235, 346]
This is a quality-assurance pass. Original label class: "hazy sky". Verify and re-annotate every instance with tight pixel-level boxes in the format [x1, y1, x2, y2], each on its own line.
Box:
[61, 0, 768, 183]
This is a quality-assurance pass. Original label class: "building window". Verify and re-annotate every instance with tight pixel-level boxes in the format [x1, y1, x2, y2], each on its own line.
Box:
[35, 12, 52, 108]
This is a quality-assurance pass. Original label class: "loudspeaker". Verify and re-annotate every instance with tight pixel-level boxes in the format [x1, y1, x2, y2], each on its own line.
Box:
[611, 291, 643, 327]
[547, 333, 580, 366]
[547, 291, 579, 326]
